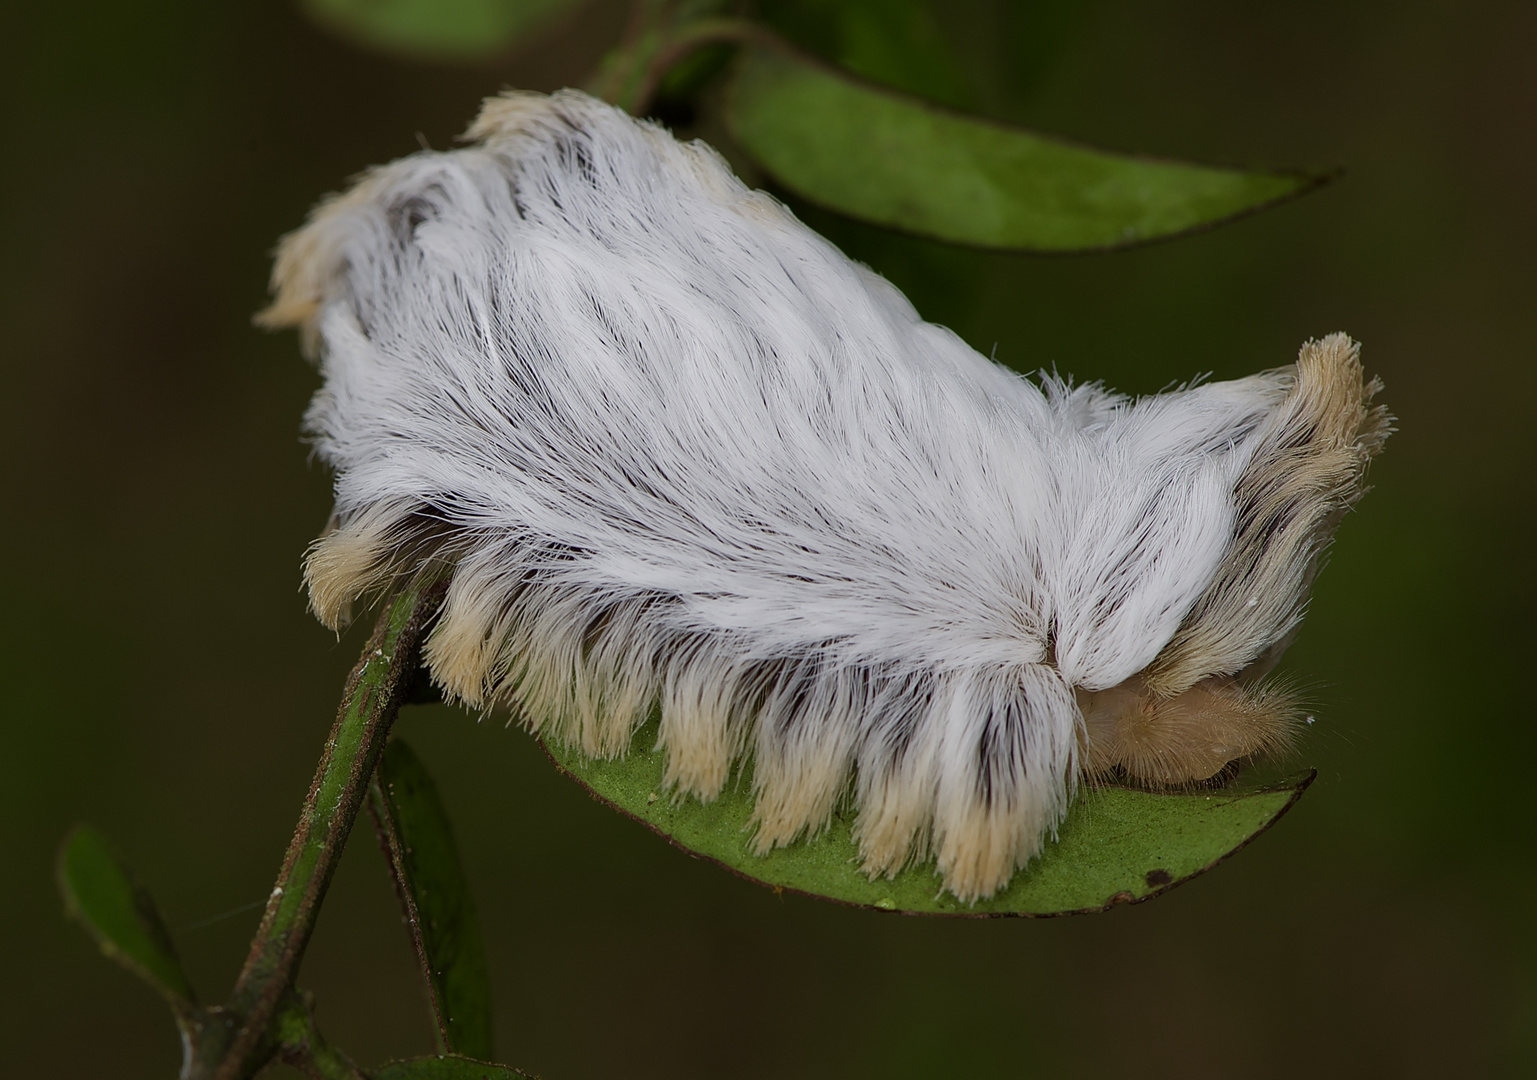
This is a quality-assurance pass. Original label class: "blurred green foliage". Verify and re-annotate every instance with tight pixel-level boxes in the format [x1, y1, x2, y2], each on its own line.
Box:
[57, 826, 197, 1013]
[758, 0, 979, 108]
[4, 0, 1535, 1077]
[304, 0, 582, 61]
[44, 0, 1353, 1071]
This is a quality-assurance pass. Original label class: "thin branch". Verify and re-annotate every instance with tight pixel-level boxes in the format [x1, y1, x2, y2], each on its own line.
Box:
[273, 992, 367, 1080]
[188, 579, 445, 1080]
[366, 775, 451, 1054]
[588, 9, 776, 116]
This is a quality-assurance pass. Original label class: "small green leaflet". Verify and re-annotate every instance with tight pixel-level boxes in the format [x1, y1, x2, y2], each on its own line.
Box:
[369, 739, 495, 1060]
[56, 825, 196, 1011]
[302, 0, 580, 62]
[544, 720, 1312, 916]
[725, 44, 1332, 252]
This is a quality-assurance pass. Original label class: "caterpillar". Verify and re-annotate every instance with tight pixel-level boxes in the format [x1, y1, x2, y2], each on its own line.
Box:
[260, 89, 1390, 901]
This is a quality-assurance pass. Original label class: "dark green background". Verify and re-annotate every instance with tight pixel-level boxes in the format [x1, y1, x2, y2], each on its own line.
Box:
[3, 1, 1532, 1076]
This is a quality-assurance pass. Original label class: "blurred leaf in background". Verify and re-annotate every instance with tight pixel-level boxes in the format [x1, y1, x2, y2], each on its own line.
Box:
[57, 826, 196, 1021]
[303, 0, 585, 62]
[757, 0, 977, 109]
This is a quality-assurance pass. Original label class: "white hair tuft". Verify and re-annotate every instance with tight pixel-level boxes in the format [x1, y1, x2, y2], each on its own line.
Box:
[262, 90, 1390, 901]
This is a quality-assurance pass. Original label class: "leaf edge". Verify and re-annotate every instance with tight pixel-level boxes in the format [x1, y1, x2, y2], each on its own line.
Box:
[539, 736, 1315, 919]
[721, 40, 1342, 256]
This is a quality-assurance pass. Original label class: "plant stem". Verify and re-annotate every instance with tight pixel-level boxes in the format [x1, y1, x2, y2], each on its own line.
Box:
[273, 992, 367, 1080]
[189, 579, 445, 1080]
[589, 4, 771, 115]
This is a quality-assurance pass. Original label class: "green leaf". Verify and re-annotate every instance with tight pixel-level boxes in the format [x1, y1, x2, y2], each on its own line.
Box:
[724, 45, 1332, 252]
[56, 825, 196, 1010]
[543, 718, 1312, 916]
[301, 0, 581, 63]
[369, 739, 494, 1060]
[374, 1055, 535, 1080]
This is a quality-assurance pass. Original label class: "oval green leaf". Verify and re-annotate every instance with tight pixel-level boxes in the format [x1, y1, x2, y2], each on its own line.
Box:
[375, 1055, 535, 1080]
[302, 0, 581, 63]
[724, 45, 1333, 252]
[56, 825, 196, 1008]
[369, 739, 494, 1059]
[543, 721, 1312, 916]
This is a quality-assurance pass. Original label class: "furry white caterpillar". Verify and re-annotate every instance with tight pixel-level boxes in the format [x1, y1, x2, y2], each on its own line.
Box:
[261, 89, 1389, 901]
